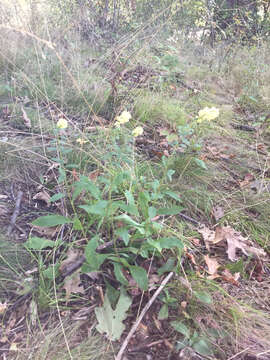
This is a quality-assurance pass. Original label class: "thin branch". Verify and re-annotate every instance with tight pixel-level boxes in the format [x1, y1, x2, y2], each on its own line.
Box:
[115, 271, 174, 360]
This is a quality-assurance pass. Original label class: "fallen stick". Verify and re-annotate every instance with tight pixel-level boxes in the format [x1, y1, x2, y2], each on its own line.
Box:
[115, 271, 174, 360]
[7, 191, 23, 236]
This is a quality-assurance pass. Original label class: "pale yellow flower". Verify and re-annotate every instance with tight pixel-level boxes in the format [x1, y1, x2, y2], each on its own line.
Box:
[76, 138, 88, 145]
[132, 126, 143, 137]
[57, 118, 68, 129]
[197, 107, 219, 123]
[115, 110, 132, 126]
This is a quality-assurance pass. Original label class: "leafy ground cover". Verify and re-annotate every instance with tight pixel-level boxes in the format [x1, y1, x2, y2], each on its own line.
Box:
[0, 7, 270, 359]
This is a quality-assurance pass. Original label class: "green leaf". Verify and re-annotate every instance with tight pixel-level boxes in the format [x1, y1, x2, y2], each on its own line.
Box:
[72, 176, 101, 201]
[167, 169, 175, 182]
[32, 215, 71, 227]
[84, 236, 109, 271]
[115, 227, 130, 246]
[25, 237, 55, 250]
[79, 200, 108, 216]
[158, 237, 184, 251]
[50, 193, 65, 202]
[170, 321, 190, 338]
[192, 339, 213, 356]
[115, 214, 145, 234]
[148, 206, 157, 219]
[157, 206, 183, 215]
[194, 158, 207, 170]
[113, 262, 129, 285]
[163, 190, 181, 202]
[158, 303, 168, 320]
[158, 257, 176, 276]
[95, 287, 132, 341]
[129, 266, 148, 291]
[194, 291, 212, 304]
[72, 216, 83, 230]
[58, 167, 66, 183]
[119, 203, 139, 216]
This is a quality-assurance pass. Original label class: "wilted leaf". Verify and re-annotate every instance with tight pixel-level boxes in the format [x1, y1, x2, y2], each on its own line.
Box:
[221, 268, 240, 286]
[204, 255, 220, 275]
[0, 302, 7, 314]
[197, 225, 215, 250]
[33, 190, 51, 207]
[63, 271, 84, 300]
[59, 249, 81, 273]
[31, 224, 59, 238]
[95, 287, 132, 341]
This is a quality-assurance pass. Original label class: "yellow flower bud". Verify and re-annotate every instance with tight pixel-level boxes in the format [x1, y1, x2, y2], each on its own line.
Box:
[197, 107, 219, 123]
[115, 110, 132, 126]
[56, 118, 68, 129]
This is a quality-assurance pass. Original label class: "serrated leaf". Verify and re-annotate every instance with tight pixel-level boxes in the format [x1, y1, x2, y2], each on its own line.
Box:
[129, 265, 148, 291]
[32, 215, 71, 227]
[194, 291, 212, 304]
[25, 237, 55, 250]
[72, 176, 101, 201]
[95, 288, 132, 341]
[158, 257, 176, 276]
[170, 321, 190, 337]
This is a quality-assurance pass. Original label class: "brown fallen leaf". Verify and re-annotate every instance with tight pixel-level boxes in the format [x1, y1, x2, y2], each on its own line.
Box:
[221, 268, 240, 286]
[59, 249, 81, 273]
[204, 255, 220, 275]
[199, 225, 266, 261]
[212, 205, 224, 221]
[31, 224, 59, 238]
[0, 302, 7, 314]
[63, 270, 84, 301]
[21, 106, 31, 128]
[33, 190, 51, 207]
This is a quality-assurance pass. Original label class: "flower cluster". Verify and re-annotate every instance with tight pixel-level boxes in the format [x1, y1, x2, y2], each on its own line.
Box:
[115, 111, 143, 137]
[115, 110, 132, 126]
[197, 107, 219, 123]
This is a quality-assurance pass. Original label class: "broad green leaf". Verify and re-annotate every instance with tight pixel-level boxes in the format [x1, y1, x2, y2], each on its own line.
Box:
[170, 321, 190, 338]
[194, 291, 212, 304]
[124, 190, 135, 206]
[25, 237, 55, 250]
[159, 237, 184, 251]
[113, 262, 129, 285]
[115, 227, 130, 246]
[32, 215, 71, 227]
[157, 206, 183, 215]
[158, 304, 168, 320]
[50, 193, 65, 202]
[192, 339, 213, 356]
[79, 200, 108, 216]
[147, 238, 163, 253]
[129, 265, 148, 291]
[42, 264, 60, 279]
[119, 203, 139, 216]
[95, 287, 132, 341]
[72, 216, 83, 230]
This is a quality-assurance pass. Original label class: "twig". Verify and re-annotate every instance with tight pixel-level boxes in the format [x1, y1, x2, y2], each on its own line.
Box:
[115, 271, 174, 360]
[178, 212, 200, 225]
[7, 191, 23, 236]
